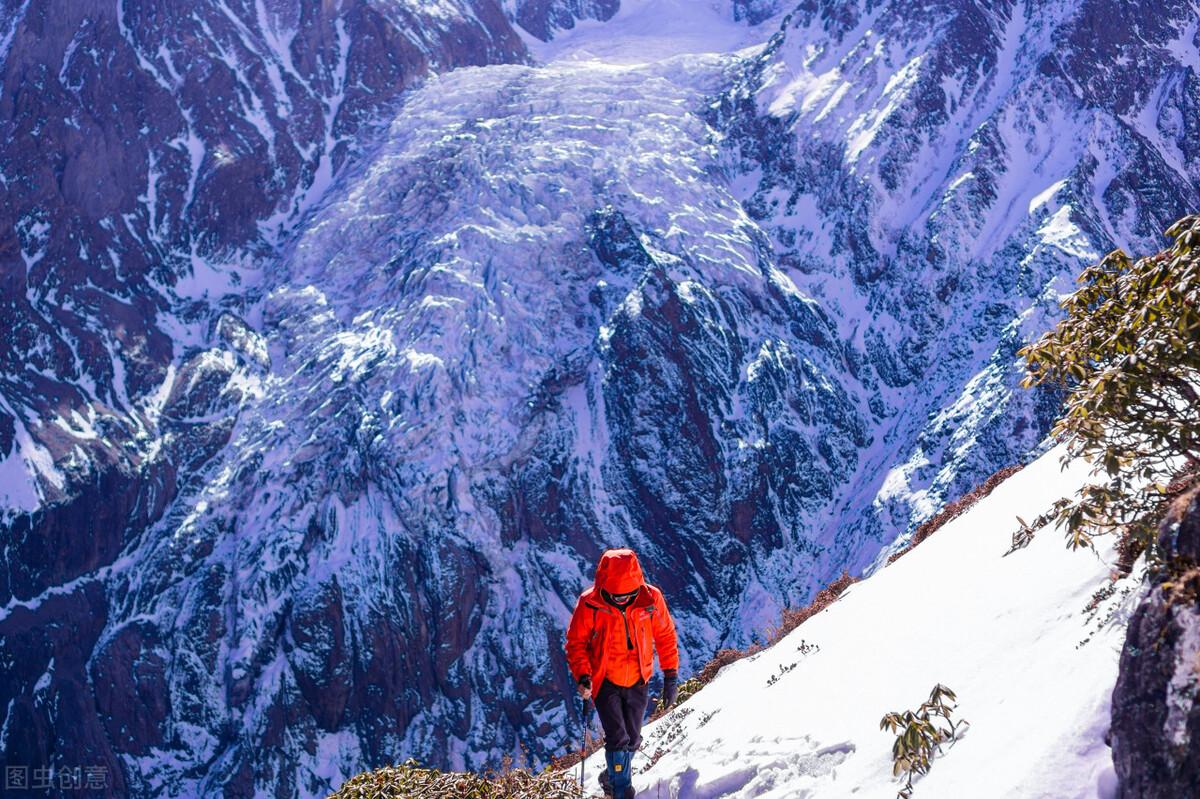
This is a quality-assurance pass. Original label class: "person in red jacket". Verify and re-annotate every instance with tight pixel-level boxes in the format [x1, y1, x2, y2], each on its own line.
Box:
[565, 548, 679, 799]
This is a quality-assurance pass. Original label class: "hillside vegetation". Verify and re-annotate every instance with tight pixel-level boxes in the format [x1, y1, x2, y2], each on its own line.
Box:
[325, 759, 581, 799]
[1021, 213, 1200, 564]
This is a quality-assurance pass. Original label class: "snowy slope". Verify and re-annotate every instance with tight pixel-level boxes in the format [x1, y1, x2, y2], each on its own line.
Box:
[597, 445, 1138, 798]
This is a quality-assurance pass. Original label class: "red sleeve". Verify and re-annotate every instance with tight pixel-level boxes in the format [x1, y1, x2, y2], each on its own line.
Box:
[564, 596, 594, 682]
[651, 589, 679, 672]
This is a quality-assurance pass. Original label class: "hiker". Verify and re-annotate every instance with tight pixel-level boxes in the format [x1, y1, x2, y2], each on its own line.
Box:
[565, 548, 680, 799]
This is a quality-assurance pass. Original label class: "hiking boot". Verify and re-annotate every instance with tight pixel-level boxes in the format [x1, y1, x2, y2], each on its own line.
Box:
[599, 768, 613, 797]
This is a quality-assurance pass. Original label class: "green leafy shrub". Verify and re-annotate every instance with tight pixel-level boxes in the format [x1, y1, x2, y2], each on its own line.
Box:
[1020, 215, 1200, 562]
[1005, 498, 1072, 555]
[880, 684, 969, 799]
[326, 758, 581, 799]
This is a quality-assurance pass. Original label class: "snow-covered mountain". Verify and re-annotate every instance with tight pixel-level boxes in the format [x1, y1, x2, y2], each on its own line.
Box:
[713, 0, 1200, 560]
[588, 443, 1139, 798]
[2, 1, 1199, 797]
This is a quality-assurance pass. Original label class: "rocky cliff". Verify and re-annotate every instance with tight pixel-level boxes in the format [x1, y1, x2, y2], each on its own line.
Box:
[1111, 484, 1200, 798]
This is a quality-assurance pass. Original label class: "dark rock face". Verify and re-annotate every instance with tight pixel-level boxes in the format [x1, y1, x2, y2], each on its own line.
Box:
[509, 0, 621, 40]
[0, 582, 129, 795]
[708, 0, 1200, 546]
[591, 208, 867, 607]
[732, 0, 786, 24]
[1111, 486, 1200, 798]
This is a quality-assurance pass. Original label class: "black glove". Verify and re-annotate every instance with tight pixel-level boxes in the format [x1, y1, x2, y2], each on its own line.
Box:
[661, 669, 678, 709]
[578, 674, 591, 689]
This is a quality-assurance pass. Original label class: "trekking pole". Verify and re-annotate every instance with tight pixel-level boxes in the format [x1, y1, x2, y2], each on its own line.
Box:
[579, 697, 593, 793]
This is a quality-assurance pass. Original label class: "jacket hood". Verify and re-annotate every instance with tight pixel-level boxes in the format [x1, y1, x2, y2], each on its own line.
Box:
[594, 548, 645, 595]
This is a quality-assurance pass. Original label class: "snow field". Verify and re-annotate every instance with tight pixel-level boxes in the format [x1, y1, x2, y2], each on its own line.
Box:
[591, 445, 1136, 798]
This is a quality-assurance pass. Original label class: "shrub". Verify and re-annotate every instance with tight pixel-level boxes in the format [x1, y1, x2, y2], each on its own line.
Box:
[692, 645, 762, 686]
[1119, 466, 1200, 571]
[880, 684, 969, 799]
[545, 723, 602, 773]
[1019, 215, 1200, 559]
[326, 758, 581, 799]
[1005, 498, 1072, 556]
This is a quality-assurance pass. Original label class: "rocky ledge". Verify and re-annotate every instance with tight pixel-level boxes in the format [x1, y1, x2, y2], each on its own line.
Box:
[1111, 483, 1200, 798]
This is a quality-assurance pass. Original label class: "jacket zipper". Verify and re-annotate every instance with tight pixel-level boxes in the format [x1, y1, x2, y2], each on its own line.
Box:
[621, 607, 634, 650]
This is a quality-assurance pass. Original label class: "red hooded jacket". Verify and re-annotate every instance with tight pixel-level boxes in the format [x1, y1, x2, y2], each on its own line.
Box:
[565, 549, 679, 688]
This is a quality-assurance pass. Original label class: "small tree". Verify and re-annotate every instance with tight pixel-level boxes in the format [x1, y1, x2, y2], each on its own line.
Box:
[1019, 214, 1200, 556]
[880, 684, 969, 798]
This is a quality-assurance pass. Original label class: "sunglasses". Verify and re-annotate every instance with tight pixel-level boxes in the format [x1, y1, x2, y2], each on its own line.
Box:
[608, 590, 639, 604]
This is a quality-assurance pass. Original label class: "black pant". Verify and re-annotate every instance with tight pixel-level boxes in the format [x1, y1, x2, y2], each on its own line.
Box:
[595, 679, 649, 752]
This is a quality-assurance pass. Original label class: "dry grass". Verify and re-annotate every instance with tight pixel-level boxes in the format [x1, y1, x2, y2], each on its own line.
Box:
[766, 571, 858, 646]
[544, 725, 602, 773]
[691, 645, 762, 687]
[887, 464, 1025, 565]
[326, 758, 581, 799]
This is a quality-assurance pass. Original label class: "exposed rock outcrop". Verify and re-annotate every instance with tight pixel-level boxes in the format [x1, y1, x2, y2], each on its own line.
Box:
[1111, 485, 1200, 798]
[505, 0, 621, 40]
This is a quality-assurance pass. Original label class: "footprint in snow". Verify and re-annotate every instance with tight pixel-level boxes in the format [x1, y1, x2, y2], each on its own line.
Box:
[643, 739, 855, 798]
